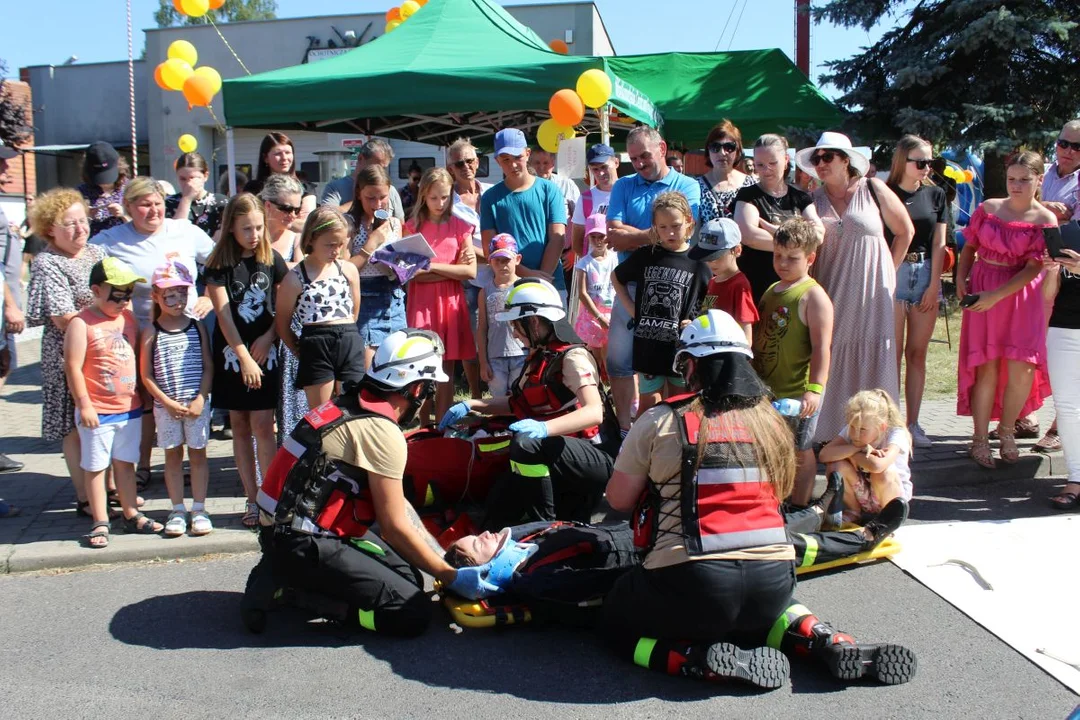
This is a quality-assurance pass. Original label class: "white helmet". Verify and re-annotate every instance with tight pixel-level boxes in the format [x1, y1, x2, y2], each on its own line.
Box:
[495, 278, 566, 323]
[366, 329, 450, 389]
[672, 310, 753, 372]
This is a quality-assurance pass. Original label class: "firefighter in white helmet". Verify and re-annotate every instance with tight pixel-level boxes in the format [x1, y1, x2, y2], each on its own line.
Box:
[438, 278, 621, 530]
[241, 329, 498, 636]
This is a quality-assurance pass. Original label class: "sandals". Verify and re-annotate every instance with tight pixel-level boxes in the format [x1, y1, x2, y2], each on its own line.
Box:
[122, 512, 163, 535]
[996, 428, 1019, 464]
[86, 521, 110, 549]
[77, 501, 120, 520]
[242, 502, 260, 529]
[191, 511, 214, 536]
[1033, 429, 1062, 454]
[1050, 486, 1080, 511]
[108, 489, 145, 509]
[969, 434, 995, 469]
[135, 467, 152, 492]
[164, 510, 188, 538]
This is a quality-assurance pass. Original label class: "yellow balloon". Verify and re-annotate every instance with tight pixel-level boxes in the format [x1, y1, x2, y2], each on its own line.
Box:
[385, 19, 401, 32]
[167, 40, 198, 67]
[178, 134, 198, 154]
[400, 0, 420, 18]
[159, 58, 194, 92]
[536, 118, 575, 154]
[179, 0, 209, 17]
[576, 69, 612, 109]
[193, 66, 222, 96]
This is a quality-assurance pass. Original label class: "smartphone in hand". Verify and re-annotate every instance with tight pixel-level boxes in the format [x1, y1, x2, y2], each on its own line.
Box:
[960, 294, 979, 308]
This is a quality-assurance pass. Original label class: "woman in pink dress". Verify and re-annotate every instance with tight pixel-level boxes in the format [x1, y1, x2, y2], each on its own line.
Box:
[404, 167, 478, 423]
[956, 151, 1057, 468]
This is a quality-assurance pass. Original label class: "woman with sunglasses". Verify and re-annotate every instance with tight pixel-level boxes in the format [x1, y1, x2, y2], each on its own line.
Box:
[885, 136, 947, 450]
[697, 120, 754, 224]
[795, 132, 913, 445]
[244, 132, 316, 232]
[448, 138, 493, 401]
[259, 174, 308, 442]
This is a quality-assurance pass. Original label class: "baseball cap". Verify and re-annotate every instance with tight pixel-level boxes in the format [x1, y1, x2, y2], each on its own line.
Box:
[488, 233, 519, 260]
[586, 143, 616, 164]
[152, 259, 194, 289]
[84, 141, 121, 186]
[584, 213, 607, 237]
[689, 218, 742, 261]
[494, 129, 528, 157]
[89, 257, 146, 288]
[0, 140, 17, 161]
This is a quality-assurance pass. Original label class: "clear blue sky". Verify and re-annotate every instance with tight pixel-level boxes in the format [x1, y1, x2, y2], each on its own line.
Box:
[3, 0, 892, 97]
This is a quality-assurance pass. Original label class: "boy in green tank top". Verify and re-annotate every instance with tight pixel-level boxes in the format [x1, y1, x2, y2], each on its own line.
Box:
[753, 218, 834, 506]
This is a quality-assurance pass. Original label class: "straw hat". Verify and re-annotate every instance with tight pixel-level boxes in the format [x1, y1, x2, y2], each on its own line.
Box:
[795, 131, 870, 180]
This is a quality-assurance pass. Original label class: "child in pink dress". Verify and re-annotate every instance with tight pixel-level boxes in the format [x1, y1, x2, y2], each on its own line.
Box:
[956, 151, 1057, 468]
[404, 167, 478, 422]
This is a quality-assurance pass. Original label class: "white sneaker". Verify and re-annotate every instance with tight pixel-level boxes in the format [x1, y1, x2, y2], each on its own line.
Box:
[164, 510, 188, 537]
[910, 423, 933, 449]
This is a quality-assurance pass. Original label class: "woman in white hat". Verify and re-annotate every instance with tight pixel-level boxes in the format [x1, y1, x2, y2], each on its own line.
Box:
[795, 132, 914, 444]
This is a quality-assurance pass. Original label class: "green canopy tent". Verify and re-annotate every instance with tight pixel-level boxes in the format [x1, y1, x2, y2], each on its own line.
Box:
[221, 0, 661, 145]
[607, 50, 844, 147]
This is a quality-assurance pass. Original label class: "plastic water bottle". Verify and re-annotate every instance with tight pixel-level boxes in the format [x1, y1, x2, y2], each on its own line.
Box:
[772, 399, 802, 417]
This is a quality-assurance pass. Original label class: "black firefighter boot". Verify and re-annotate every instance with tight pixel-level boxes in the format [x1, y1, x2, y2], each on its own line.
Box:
[240, 555, 283, 634]
[779, 609, 918, 685]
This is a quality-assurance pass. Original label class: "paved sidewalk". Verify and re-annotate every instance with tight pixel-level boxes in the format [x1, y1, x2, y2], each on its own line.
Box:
[0, 336, 1066, 574]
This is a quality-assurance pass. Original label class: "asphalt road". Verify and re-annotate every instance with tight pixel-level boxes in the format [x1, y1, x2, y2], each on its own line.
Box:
[2, 475, 1077, 720]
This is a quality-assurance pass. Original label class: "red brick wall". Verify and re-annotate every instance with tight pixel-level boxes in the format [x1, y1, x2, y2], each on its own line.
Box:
[1, 79, 35, 197]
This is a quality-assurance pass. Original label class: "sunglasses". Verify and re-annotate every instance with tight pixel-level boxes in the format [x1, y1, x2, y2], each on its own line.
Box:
[452, 157, 479, 169]
[907, 158, 933, 170]
[809, 151, 838, 166]
[106, 288, 134, 303]
[1057, 138, 1080, 152]
[708, 141, 738, 154]
[271, 200, 302, 215]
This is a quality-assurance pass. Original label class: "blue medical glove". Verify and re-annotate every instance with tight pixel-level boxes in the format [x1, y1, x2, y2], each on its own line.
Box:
[447, 564, 501, 600]
[509, 418, 549, 439]
[438, 401, 471, 431]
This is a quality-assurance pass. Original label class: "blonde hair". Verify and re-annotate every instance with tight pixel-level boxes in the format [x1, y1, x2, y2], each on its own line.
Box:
[651, 190, 695, 241]
[845, 389, 906, 439]
[887, 135, 933, 187]
[300, 205, 351, 254]
[410, 167, 454, 227]
[206, 193, 272, 269]
[122, 176, 166, 208]
[29, 188, 88, 240]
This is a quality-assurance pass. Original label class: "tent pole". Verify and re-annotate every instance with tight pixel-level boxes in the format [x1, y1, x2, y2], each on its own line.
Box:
[600, 104, 610, 146]
[226, 127, 237, 196]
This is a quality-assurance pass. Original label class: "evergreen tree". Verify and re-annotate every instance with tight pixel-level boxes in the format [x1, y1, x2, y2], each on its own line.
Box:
[155, 0, 277, 28]
[817, 0, 1080, 156]
[0, 61, 32, 147]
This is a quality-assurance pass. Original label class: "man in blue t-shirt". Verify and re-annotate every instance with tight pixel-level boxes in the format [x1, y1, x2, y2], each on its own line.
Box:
[605, 127, 701, 434]
[480, 129, 568, 297]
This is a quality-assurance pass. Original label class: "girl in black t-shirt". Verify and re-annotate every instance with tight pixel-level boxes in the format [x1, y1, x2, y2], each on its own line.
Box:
[885, 135, 948, 450]
[734, 134, 825, 303]
[205, 193, 288, 527]
[613, 191, 711, 414]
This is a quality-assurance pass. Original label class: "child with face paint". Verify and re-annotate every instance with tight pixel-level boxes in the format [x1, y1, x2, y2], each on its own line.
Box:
[138, 260, 215, 537]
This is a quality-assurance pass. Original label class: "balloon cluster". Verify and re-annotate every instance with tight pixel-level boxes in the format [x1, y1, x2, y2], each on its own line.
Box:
[943, 166, 975, 184]
[154, 40, 222, 108]
[536, 69, 613, 153]
[385, 0, 427, 33]
[171, 0, 224, 20]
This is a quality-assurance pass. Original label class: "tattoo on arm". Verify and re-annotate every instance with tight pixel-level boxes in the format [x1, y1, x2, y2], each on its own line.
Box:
[404, 502, 445, 555]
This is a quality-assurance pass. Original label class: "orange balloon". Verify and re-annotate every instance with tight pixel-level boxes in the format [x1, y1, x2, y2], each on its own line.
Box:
[549, 39, 569, 55]
[549, 88, 584, 127]
[172, 0, 184, 11]
[208, 0, 225, 8]
[154, 64, 169, 91]
[416, 0, 428, 4]
[386, 7, 401, 21]
[182, 74, 216, 107]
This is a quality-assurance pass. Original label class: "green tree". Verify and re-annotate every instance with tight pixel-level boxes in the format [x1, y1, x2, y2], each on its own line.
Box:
[155, 0, 277, 28]
[0, 61, 32, 147]
[816, 0, 1080, 157]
